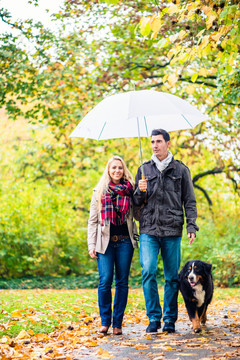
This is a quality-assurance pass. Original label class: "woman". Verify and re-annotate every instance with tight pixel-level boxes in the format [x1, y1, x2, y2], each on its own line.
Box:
[88, 156, 138, 335]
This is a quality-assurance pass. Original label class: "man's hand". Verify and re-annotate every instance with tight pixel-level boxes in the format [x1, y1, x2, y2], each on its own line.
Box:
[89, 249, 98, 259]
[138, 179, 148, 192]
[188, 232, 195, 245]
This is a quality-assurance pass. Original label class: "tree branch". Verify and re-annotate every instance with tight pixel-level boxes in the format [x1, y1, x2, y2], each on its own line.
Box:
[192, 167, 240, 205]
[192, 168, 225, 183]
[193, 184, 212, 206]
[179, 77, 217, 88]
[208, 101, 240, 113]
[129, 60, 171, 71]
[0, 10, 25, 33]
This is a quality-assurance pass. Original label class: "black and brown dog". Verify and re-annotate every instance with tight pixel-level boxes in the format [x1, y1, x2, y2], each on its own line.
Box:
[179, 260, 214, 333]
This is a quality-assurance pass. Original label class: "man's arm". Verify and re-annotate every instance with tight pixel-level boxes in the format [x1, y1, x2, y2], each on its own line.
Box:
[181, 166, 199, 242]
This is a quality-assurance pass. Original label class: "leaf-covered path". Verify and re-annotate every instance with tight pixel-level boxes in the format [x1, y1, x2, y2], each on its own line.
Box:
[0, 290, 239, 359]
[72, 300, 239, 360]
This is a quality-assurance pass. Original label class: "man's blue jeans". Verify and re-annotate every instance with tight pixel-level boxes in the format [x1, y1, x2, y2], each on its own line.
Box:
[140, 234, 181, 323]
[97, 238, 134, 328]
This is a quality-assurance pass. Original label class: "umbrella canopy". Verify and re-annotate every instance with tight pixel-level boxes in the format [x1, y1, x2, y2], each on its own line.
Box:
[70, 90, 207, 140]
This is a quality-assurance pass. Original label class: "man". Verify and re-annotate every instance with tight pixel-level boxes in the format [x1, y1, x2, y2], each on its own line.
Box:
[133, 129, 199, 333]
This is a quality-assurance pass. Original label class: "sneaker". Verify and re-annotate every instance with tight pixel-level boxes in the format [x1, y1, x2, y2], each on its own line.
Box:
[146, 320, 161, 333]
[163, 322, 175, 333]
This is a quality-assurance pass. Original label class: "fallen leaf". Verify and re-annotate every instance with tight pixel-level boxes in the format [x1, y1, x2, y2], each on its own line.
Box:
[16, 329, 31, 339]
[11, 310, 22, 318]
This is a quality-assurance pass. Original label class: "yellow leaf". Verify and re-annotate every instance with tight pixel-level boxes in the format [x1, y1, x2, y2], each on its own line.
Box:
[32, 333, 51, 342]
[165, 346, 175, 350]
[210, 67, 218, 74]
[199, 68, 208, 77]
[44, 346, 53, 352]
[167, 4, 179, 15]
[202, 6, 212, 15]
[140, 17, 151, 37]
[199, 35, 209, 49]
[85, 340, 98, 347]
[11, 310, 22, 318]
[191, 73, 198, 83]
[97, 348, 114, 359]
[168, 74, 178, 87]
[179, 30, 187, 40]
[16, 330, 30, 340]
[177, 353, 197, 356]
[150, 16, 162, 34]
[162, 74, 169, 83]
[206, 14, 217, 29]
[197, 29, 205, 38]
[0, 336, 10, 344]
[151, 31, 158, 40]
[186, 85, 195, 95]
[210, 32, 222, 42]
[135, 343, 150, 349]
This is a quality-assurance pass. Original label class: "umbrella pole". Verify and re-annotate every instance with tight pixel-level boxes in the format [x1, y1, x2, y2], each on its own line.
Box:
[137, 117, 145, 179]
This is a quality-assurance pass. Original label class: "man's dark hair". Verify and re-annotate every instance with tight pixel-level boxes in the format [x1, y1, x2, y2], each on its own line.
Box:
[151, 129, 170, 142]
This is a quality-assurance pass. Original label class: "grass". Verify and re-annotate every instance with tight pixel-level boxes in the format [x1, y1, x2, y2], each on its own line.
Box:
[0, 274, 152, 289]
[0, 287, 239, 339]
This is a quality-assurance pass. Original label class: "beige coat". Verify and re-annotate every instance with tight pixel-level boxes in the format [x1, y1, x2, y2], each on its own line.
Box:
[88, 190, 138, 254]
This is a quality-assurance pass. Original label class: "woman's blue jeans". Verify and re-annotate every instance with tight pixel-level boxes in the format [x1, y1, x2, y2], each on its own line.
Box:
[97, 238, 134, 328]
[140, 234, 181, 323]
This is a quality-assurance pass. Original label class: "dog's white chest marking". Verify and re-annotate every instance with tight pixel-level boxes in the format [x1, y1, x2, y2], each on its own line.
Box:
[194, 284, 205, 307]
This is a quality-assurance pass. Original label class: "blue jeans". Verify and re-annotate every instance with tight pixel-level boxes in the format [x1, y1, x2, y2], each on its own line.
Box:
[97, 238, 134, 328]
[140, 234, 181, 323]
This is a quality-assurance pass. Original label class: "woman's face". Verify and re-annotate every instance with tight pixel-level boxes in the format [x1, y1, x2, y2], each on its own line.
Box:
[109, 160, 124, 184]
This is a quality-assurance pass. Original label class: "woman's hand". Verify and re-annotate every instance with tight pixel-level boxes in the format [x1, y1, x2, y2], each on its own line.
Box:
[89, 249, 98, 259]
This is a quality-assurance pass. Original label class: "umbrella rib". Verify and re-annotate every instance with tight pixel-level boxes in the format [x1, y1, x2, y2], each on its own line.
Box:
[181, 114, 193, 128]
[144, 116, 149, 136]
[98, 121, 107, 140]
[137, 117, 145, 177]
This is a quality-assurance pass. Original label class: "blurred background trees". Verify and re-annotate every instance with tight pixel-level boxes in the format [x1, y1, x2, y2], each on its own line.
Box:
[0, 0, 239, 286]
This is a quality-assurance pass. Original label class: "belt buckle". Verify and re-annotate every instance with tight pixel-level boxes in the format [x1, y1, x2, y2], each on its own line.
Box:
[111, 235, 119, 242]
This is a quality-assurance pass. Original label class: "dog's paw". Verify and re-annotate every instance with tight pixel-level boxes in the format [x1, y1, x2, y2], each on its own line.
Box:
[193, 327, 202, 333]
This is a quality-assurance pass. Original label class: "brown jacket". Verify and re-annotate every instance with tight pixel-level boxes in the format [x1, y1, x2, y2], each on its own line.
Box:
[88, 190, 138, 254]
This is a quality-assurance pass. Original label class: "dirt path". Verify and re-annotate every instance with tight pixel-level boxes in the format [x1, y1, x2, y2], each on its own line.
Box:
[73, 302, 240, 360]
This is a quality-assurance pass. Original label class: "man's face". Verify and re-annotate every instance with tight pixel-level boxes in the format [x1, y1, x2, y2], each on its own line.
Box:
[151, 134, 170, 161]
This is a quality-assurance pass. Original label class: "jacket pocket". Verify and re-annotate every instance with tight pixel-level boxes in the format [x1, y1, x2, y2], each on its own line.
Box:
[140, 207, 154, 226]
[164, 175, 181, 192]
[168, 209, 184, 226]
[146, 175, 158, 198]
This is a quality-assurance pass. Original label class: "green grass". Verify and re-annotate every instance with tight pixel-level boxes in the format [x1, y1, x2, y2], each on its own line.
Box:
[0, 289, 98, 338]
[0, 287, 239, 339]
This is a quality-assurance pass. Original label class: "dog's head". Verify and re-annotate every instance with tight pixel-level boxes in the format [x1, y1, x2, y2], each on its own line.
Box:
[182, 260, 212, 288]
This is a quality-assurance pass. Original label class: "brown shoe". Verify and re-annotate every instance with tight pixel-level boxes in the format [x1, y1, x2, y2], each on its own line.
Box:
[99, 326, 109, 334]
[113, 327, 122, 335]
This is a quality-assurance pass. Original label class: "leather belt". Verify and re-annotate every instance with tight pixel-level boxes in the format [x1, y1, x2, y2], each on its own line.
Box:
[110, 235, 129, 242]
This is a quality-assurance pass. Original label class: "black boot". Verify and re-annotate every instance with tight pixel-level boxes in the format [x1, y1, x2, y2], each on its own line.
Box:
[146, 320, 161, 333]
[163, 322, 175, 333]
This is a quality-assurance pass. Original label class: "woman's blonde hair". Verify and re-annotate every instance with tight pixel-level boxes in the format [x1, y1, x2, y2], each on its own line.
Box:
[95, 155, 134, 210]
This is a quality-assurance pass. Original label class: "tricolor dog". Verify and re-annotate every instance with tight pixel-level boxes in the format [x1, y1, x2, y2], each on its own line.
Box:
[179, 260, 214, 333]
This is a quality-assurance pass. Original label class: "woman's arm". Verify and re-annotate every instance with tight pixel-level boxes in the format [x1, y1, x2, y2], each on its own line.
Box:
[87, 191, 99, 258]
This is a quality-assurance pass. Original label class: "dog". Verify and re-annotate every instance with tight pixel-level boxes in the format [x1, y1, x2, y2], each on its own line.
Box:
[179, 260, 214, 333]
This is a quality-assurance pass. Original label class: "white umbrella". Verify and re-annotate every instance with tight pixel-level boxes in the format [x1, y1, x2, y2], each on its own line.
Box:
[70, 90, 207, 175]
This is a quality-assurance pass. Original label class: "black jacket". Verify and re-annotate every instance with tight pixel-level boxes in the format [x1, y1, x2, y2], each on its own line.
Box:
[133, 158, 199, 237]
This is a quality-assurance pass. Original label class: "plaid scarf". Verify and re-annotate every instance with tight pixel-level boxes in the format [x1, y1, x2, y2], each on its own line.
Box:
[101, 180, 133, 226]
